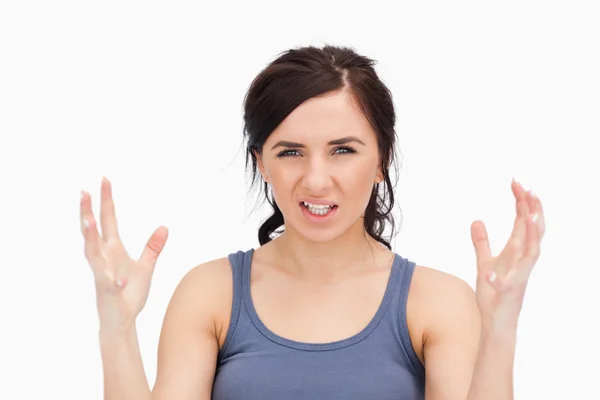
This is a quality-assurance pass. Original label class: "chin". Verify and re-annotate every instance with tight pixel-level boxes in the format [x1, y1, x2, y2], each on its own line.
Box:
[290, 214, 362, 244]
[297, 227, 347, 244]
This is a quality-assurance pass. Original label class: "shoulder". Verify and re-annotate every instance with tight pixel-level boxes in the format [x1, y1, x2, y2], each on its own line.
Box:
[172, 256, 233, 306]
[407, 265, 480, 360]
[179, 256, 233, 291]
[410, 265, 476, 309]
[165, 256, 234, 344]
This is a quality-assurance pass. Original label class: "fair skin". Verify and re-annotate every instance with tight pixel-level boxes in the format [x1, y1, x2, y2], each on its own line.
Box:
[81, 89, 544, 399]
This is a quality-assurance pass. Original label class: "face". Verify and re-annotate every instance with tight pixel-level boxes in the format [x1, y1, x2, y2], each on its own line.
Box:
[256, 89, 383, 243]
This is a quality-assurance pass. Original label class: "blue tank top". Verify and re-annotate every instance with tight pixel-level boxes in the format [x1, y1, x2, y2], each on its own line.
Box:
[212, 249, 425, 400]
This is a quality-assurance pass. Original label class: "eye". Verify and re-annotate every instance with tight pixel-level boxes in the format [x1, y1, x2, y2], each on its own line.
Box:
[276, 146, 357, 158]
[333, 146, 357, 155]
[276, 149, 301, 157]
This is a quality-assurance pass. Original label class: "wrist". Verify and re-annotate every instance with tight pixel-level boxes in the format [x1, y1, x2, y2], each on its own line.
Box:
[479, 323, 518, 349]
[99, 321, 137, 344]
[480, 309, 520, 337]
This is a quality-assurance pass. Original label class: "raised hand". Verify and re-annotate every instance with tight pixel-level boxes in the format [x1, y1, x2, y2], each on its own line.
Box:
[470, 179, 546, 331]
[80, 177, 169, 333]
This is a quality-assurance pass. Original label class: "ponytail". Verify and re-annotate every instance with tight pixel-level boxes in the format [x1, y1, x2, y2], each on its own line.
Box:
[258, 182, 285, 245]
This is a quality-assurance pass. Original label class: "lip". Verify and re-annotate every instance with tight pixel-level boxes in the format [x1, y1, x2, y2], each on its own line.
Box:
[297, 197, 338, 206]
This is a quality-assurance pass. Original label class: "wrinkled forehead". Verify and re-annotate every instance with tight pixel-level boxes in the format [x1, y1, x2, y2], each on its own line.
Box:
[266, 90, 376, 147]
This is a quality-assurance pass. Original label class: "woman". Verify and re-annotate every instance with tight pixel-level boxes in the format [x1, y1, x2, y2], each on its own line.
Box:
[80, 45, 545, 399]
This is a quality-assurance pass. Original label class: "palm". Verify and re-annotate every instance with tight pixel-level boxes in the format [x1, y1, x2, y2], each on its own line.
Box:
[97, 238, 152, 321]
[118, 259, 153, 317]
[80, 178, 168, 330]
[470, 179, 545, 328]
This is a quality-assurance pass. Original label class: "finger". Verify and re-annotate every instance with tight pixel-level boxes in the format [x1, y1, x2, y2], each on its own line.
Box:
[511, 179, 529, 217]
[100, 177, 120, 240]
[80, 191, 100, 241]
[139, 226, 169, 270]
[516, 194, 530, 219]
[520, 212, 541, 269]
[80, 191, 91, 234]
[497, 180, 530, 271]
[471, 220, 492, 266]
[80, 192, 102, 266]
[524, 188, 545, 240]
[530, 193, 546, 237]
[506, 181, 531, 255]
[81, 191, 125, 289]
[498, 214, 528, 274]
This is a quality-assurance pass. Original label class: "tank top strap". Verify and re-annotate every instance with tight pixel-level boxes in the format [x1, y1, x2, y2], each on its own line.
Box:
[218, 249, 252, 358]
[389, 254, 426, 381]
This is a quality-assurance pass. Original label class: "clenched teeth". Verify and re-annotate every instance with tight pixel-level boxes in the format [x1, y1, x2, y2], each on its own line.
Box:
[303, 202, 335, 216]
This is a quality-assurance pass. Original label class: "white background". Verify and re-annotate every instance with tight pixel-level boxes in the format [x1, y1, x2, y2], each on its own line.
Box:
[1, 1, 599, 398]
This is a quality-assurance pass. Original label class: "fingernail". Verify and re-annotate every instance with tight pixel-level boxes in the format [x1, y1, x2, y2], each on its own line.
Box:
[83, 218, 89, 229]
[116, 278, 124, 287]
[489, 272, 497, 283]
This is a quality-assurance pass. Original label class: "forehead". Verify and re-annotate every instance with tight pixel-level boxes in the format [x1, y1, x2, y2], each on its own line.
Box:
[268, 90, 375, 143]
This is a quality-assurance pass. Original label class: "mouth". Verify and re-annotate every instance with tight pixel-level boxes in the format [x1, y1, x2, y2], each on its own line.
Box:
[300, 201, 338, 218]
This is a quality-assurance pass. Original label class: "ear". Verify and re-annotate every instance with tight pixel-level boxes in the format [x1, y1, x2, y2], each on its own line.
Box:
[254, 149, 270, 183]
[375, 167, 384, 184]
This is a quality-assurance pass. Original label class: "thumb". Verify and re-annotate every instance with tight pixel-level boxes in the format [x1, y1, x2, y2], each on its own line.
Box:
[471, 220, 492, 268]
[139, 226, 169, 270]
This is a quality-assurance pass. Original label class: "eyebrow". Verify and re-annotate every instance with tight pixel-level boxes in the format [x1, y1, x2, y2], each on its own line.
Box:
[270, 136, 366, 150]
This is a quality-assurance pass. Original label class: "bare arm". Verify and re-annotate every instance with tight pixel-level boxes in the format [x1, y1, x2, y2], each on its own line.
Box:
[466, 325, 516, 400]
[99, 258, 229, 400]
[99, 326, 152, 400]
[152, 258, 230, 399]
[421, 272, 516, 400]
[419, 270, 479, 400]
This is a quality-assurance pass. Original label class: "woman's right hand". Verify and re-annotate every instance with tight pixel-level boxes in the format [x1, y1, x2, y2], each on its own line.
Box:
[80, 177, 169, 334]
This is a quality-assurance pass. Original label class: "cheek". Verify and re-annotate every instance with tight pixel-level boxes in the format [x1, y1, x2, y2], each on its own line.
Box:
[351, 170, 377, 203]
[341, 158, 378, 186]
[336, 161, 378, 207]
[264, 164, 300, 201]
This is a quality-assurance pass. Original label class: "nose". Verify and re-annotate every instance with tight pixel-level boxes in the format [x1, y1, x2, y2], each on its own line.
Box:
[301, 158, 333, 194]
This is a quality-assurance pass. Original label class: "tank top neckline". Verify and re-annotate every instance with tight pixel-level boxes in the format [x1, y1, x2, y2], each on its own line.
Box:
[241, 249, 402, 352]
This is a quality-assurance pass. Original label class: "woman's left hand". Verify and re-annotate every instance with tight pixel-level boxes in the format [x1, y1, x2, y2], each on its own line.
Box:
[470, 179, 546, 332]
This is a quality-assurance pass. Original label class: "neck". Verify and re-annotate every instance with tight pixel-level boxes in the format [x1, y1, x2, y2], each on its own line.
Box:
[270, 220, 392, 282]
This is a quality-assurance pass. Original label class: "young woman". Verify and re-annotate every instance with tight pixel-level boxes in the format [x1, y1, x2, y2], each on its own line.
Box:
[80, 45, 545, 399]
